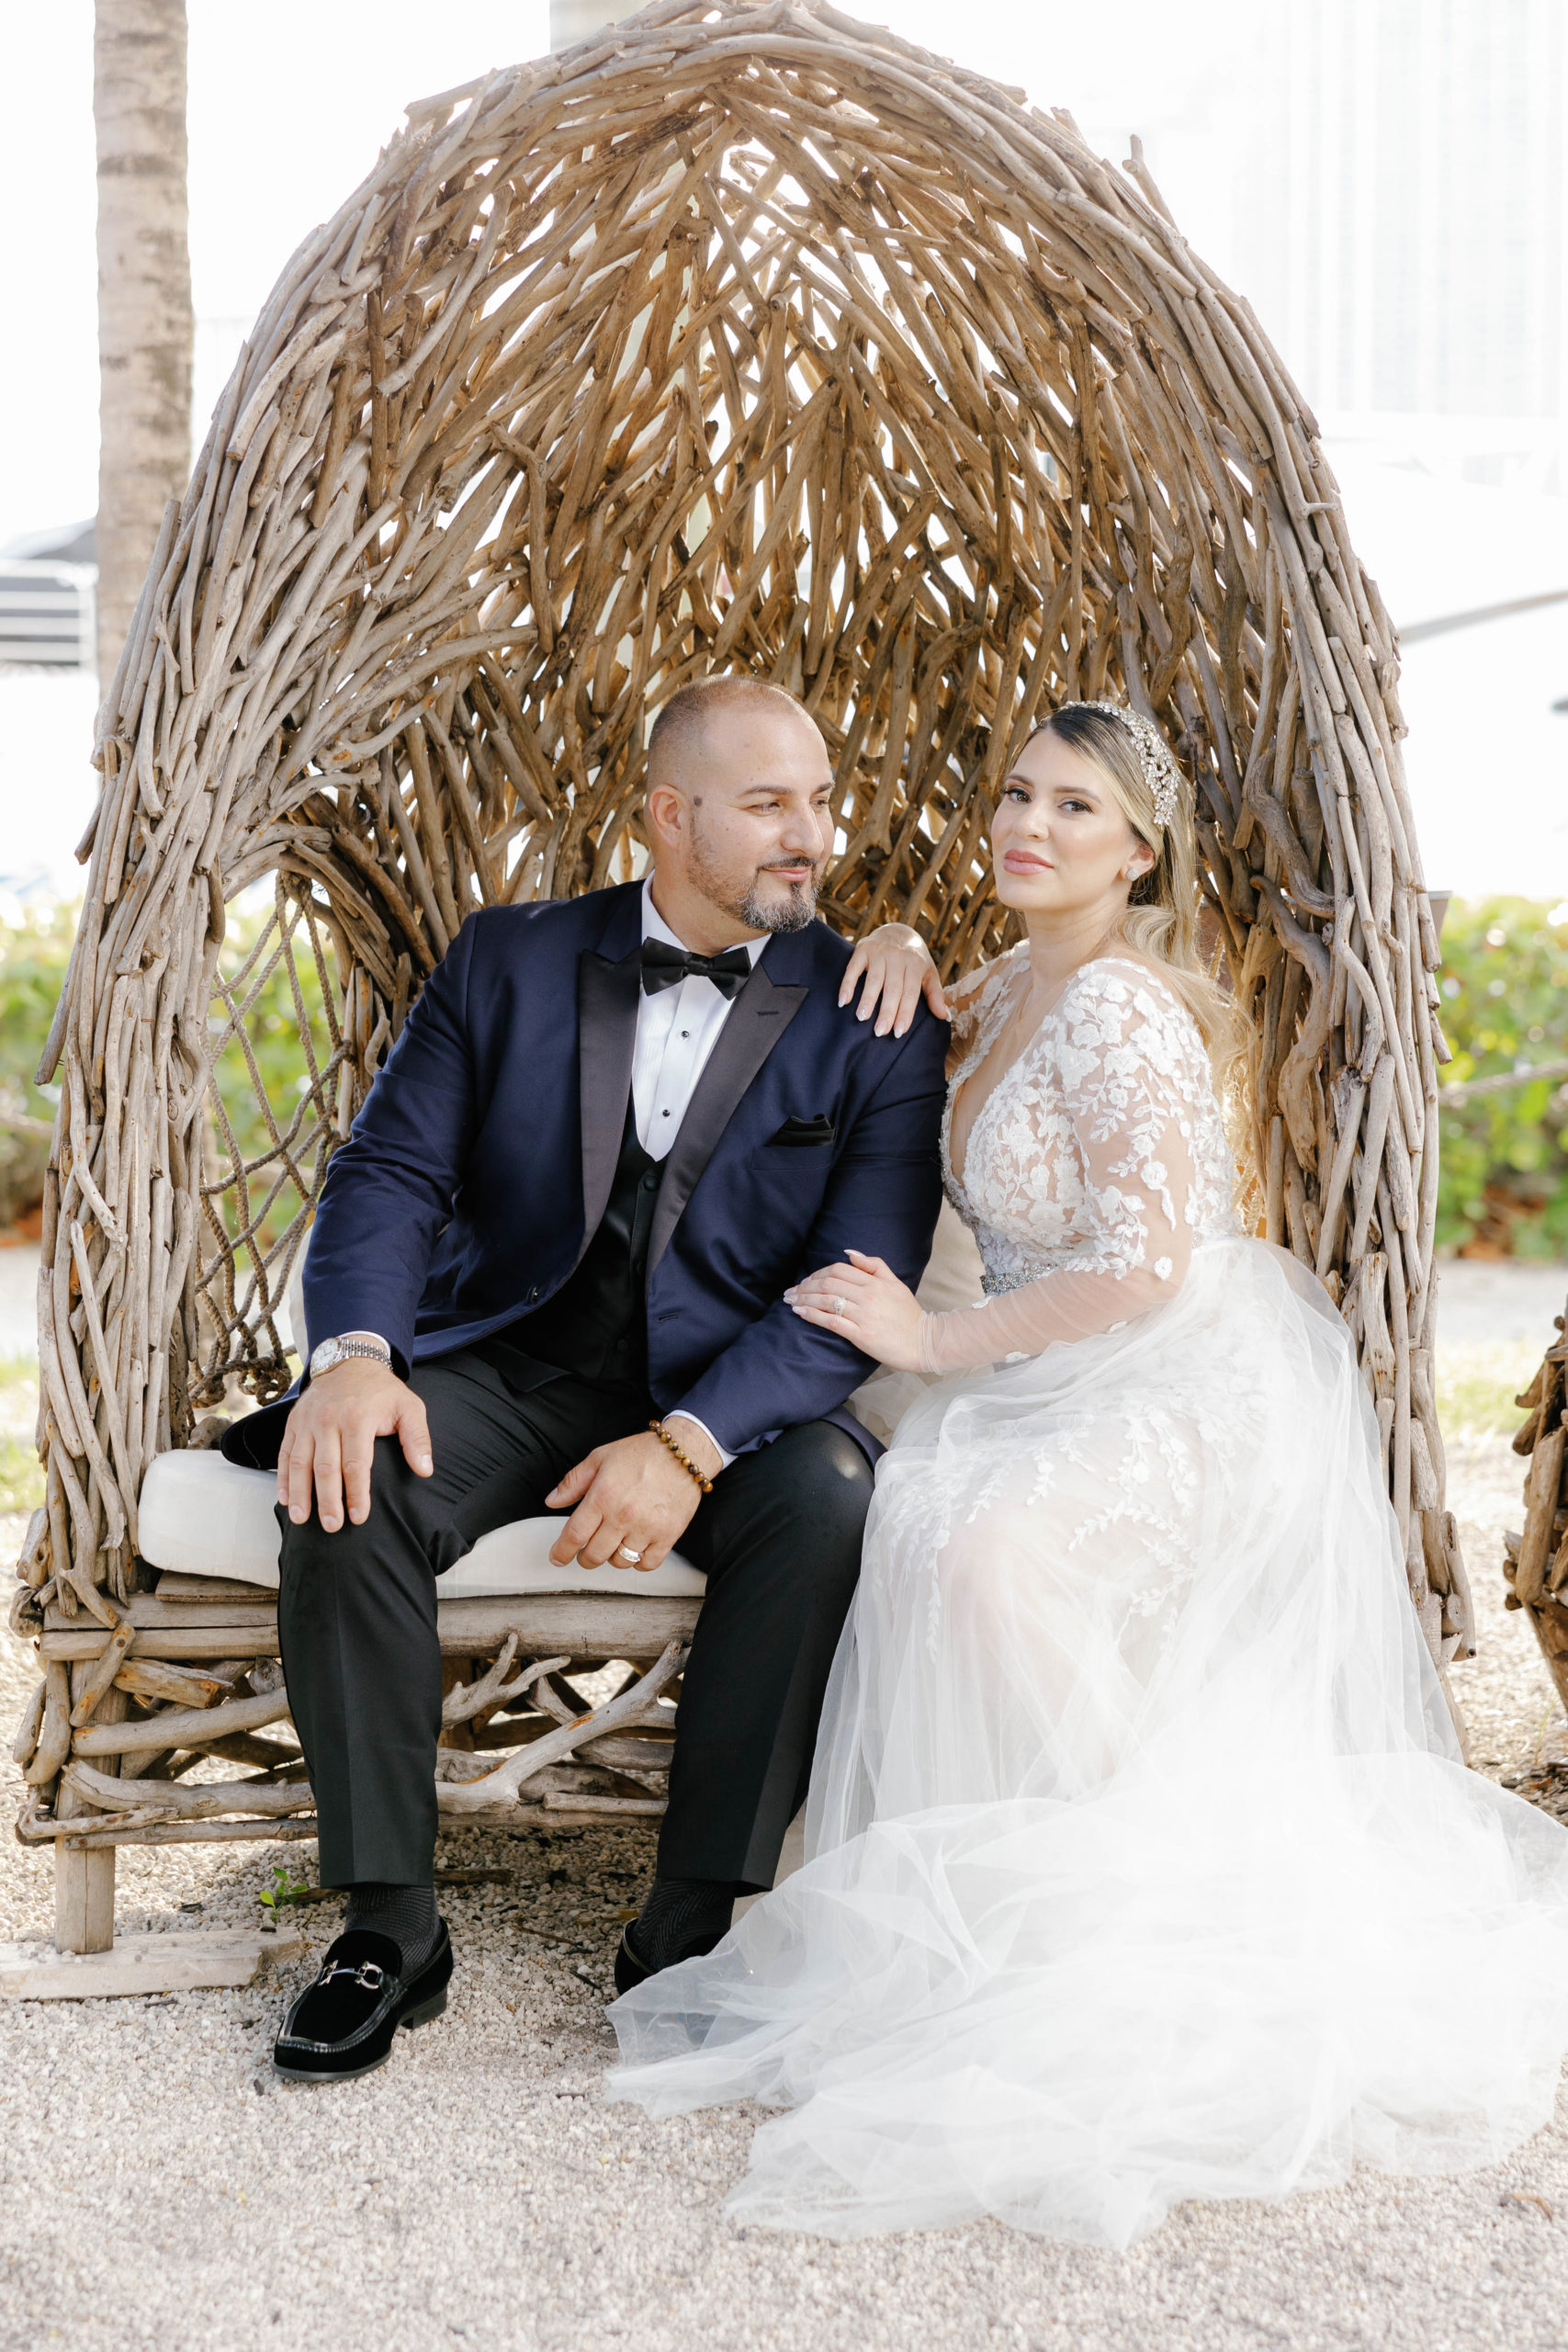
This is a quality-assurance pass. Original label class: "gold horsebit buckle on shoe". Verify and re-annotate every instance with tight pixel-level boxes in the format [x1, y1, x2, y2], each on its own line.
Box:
[318, 1959, 388, 1992]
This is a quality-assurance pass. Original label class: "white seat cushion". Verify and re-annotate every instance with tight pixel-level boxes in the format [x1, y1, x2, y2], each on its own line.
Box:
[137, 1448, 706, 1599]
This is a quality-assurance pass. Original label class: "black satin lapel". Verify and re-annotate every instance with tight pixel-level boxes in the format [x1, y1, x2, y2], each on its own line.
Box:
[577, 946, 642, 1251]
[649, 963, 809, 1271]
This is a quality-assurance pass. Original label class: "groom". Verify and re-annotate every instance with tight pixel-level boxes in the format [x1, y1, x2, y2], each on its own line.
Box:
[222, 675, 949, 2080]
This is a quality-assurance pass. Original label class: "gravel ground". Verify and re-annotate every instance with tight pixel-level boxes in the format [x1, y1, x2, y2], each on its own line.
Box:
[3, 1281, 1568, 2351]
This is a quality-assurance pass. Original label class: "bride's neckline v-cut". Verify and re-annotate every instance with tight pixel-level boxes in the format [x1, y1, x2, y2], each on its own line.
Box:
[944, 948, 1162, 1195]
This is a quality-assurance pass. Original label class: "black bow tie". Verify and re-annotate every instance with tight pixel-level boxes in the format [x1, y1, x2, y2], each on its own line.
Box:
[639, 938, 753, 1000]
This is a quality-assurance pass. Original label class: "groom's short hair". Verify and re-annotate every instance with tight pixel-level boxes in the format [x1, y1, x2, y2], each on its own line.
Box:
[647, 674, 811, 790]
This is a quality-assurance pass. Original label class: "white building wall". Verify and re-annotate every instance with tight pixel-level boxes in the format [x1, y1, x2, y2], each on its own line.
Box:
[1235, 0, 1568, 487]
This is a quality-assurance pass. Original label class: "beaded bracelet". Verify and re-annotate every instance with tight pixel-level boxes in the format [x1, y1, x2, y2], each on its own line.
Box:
[648, 1419, 715, 1494]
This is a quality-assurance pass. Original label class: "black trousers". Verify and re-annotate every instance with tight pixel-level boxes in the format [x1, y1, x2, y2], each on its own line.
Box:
[276, 1339, 874, 1892]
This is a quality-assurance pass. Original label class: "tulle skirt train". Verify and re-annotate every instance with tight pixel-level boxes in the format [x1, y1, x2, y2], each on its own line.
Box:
[606, 1238, 1568, 2245]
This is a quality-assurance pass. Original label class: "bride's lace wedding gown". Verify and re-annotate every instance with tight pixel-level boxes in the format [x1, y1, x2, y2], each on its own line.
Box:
[608, 950, 1568, 2245]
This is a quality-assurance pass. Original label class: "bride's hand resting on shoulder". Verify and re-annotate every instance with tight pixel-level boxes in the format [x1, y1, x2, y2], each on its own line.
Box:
[786, 1249, 923, 1372]
[839, 923, 950, 1036]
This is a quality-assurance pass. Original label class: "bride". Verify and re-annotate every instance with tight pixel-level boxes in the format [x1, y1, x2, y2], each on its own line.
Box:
[606, 699, 1568, 2246]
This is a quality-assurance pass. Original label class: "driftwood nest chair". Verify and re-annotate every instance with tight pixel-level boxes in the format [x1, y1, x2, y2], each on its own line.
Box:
[1505, 1291, 1568, 1709]
[11, 0, 1463, 1957]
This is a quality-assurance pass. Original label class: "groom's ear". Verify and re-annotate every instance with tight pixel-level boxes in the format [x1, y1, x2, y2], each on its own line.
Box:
[645, 783, 687, 845]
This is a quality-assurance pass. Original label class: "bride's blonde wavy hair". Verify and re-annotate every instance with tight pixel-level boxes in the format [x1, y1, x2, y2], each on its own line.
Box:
[1036, 702, 1258, 1204]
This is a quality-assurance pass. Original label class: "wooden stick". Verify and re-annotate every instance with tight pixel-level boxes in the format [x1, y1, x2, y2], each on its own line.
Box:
[440, 1644, 570, 1728]
[67, 1612, 138, 1728]
[53, 1816, 322, 1850]
[436, 1640, 686, 1815]
[62, 1760, 314, 1820]
[70, 1685, 291, 1760]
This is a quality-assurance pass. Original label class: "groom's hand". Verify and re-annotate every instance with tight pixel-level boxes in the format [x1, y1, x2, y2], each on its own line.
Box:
[546, 1422, 718, 1572]
[278, 1360, 433, 1533]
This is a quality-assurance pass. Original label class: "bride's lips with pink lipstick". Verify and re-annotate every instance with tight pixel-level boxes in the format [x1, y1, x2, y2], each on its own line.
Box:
[1001, 849, 1053, 873]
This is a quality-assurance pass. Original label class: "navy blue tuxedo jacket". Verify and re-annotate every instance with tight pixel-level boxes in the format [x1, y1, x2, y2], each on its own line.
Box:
[224, 880, 948, 1470]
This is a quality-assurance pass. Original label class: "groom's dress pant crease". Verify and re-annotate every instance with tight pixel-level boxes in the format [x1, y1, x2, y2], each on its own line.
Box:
[276, 1341, 872, 1891]
[666, 1421, 871, 1886]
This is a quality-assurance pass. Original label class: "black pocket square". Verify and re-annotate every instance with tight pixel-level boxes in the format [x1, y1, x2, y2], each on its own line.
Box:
[768, 1114, 836, 1148]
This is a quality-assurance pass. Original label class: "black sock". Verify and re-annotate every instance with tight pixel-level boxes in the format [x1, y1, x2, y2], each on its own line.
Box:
[344, 1883, 441, 1974]
[628, 1876, 737, 1973]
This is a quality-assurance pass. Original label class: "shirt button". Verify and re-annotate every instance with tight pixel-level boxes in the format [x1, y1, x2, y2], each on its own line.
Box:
[681, 1030, 690, 1039]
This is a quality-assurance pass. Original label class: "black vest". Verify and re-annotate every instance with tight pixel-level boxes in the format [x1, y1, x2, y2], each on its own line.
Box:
[516, 1103, 660, 1386]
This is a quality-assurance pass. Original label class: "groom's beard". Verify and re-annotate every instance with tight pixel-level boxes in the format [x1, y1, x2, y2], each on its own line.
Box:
[689, 832, 824, 934]
[739, 864, 819, 933]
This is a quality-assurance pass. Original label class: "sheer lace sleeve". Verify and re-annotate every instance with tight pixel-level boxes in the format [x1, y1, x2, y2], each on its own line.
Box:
[942, 953, 1011, 1071]
[944, 961, 1000, 1015]
[919, 965, 1202, 1374]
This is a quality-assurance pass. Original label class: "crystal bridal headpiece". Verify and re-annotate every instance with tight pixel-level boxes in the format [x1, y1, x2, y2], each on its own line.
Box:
[1074, 701, 1183, 832]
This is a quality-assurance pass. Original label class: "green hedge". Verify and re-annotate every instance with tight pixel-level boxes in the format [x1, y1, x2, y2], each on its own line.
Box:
[0, 903, 73, 1229]
[0, 899, 333, 1250]
[1434, 898, 1568, 1259]
[1, 896, 1563, 1258]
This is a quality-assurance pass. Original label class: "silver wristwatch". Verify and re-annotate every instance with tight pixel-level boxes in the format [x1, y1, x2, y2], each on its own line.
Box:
[309, 1335, 392, 1379]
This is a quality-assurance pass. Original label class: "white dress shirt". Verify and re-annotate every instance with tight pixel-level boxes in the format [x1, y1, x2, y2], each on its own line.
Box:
[633, 879, 768, 1157]
[628, 881, 768, 1466]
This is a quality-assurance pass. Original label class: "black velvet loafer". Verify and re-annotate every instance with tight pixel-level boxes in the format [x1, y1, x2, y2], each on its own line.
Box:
[612, 1916, 730, 1997]
[274, 1924, 452, 2082]
[614, 1925, 651, 1997]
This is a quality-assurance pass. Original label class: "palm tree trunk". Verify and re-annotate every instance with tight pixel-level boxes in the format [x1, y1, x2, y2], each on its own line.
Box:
[95, 0, 192, 684]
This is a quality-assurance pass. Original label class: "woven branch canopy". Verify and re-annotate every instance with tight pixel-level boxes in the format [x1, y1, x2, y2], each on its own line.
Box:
[27, 0, 1465, 1687]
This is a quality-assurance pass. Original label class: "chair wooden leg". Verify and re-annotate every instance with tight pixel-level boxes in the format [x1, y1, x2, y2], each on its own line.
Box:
[54, 1844, 116, 1955]
[53, 1657, 121, 1952]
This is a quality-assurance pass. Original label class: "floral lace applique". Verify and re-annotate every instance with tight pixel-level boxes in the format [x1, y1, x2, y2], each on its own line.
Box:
[903, 955, 1251, 1651]
[940, 954, 1236, 1307]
